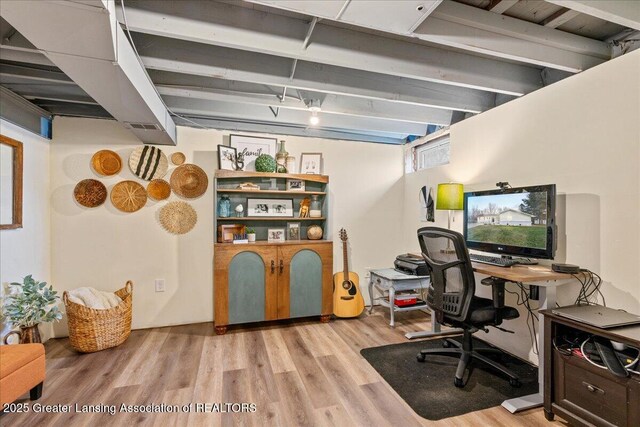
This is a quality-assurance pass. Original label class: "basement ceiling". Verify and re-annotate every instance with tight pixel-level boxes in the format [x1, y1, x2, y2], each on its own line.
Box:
[1, 0, 638, 145]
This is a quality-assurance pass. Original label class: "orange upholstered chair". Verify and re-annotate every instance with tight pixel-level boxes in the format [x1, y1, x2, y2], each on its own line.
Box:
[0, 343, 46, 405]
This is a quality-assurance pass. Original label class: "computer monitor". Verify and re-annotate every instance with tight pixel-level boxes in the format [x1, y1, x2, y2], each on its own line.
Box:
[463, 184, 556, 259]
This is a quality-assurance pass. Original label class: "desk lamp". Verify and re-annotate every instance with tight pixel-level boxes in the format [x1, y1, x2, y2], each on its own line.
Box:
[436, 183, 464, 252]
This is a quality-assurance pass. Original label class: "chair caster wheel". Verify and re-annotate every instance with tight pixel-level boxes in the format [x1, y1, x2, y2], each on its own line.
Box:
[416, 353, 426, 363]
[454, 377, 464, 388]
[509, 378, 521, 388]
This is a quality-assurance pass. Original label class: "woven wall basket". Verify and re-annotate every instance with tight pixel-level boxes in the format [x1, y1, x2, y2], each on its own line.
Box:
[111, 180, 147, 212]
[159, 201, 197, 234]
[170, 164, 208, 199]
[91, 150, 122, 176]
[74, 179, 107, 208]
[63, 281, 133, 353]
[147, 179, 171, 201]
[129, 146, 168, 181]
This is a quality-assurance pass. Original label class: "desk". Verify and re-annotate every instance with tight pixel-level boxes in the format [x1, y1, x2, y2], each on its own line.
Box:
[470, 263, 579, 414]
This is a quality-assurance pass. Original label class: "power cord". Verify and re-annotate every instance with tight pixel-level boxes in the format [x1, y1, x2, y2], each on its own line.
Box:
[505, 282, 539, 355]
[572, 269, 605, 306]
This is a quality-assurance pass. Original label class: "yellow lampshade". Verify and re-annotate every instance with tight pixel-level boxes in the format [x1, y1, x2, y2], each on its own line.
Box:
[436, 183, 464, 210]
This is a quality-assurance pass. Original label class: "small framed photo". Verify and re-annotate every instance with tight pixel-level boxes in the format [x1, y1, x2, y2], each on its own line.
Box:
[268, 228, 286, 243]
[217, 145, 237, 170]
[287, 222, 301, 241]
[230, 134, 277, 171]
[300, 153, 323, 174]
[286, 179, 305, 192]
[247, 198, 294, 217]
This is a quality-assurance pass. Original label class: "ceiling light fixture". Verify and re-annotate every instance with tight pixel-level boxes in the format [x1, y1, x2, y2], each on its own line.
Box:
[308, 99, 321, 126]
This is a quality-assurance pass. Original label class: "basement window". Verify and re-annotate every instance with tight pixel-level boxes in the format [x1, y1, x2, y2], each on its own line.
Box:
[415, 136, 450, 171]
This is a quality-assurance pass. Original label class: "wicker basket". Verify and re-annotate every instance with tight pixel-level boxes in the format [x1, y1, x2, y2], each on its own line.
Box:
[63, 281, 133, 353]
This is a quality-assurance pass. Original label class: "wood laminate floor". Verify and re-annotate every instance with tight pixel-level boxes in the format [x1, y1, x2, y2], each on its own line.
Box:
[1, 310, 567, 426]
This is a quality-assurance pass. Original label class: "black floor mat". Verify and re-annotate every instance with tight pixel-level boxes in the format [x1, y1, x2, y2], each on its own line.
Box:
[360, 337, 538, 420]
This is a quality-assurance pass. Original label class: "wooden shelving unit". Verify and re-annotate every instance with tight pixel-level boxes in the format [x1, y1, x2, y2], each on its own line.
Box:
[217, 189, 326, 196]
[218, 217, 326, 221]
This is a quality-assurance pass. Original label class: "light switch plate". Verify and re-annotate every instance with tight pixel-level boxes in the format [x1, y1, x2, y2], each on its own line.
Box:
[155, 279, 165, 292]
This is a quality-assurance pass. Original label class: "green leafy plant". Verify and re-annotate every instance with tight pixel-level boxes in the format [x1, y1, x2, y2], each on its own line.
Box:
[255, 154, 276, 172]
[1, 275, 62, 328]
[246, 227, 255, 234]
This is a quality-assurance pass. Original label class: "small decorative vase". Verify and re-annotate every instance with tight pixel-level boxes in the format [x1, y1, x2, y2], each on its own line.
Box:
[309, 195, 322, 218]
[307, 225, 323, 240]
[247, 233, 256, 243]
[276, 140, 288, 173]
[3, 324, 41, 344]
[235, 204, 244, 217]
[286, 155, 296, 174]
[218, 196, 231, 218]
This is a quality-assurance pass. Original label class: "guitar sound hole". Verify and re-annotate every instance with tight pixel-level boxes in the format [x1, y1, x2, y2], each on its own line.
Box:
[342, 281, 352, 290]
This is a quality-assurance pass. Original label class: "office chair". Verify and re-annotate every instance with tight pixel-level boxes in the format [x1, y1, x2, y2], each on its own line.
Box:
[416, 227, 521, 388]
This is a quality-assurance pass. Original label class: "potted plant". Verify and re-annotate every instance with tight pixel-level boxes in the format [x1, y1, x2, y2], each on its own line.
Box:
[246, 227, 256, 243]
[1, 275, 62, 344]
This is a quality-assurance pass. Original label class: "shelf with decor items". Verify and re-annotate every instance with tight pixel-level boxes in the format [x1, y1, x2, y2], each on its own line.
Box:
[213, 169, 332, 334]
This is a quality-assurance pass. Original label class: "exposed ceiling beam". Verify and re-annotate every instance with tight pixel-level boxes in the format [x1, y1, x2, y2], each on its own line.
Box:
[0, 63, 75, 85]
[163, 96, 428, 136]
[172, 115, 406, 145]
[542, 8, 581, 28]
[156, 85, 453, 125]
[546, 1, 640, 31]
[0, 47, 54, 66]
[417, 1, 609, 73]
[137, 34, 495, 114]
[116, 0, 542, 95]
[2, 0, 176, 145]
[487, 0, 519, 14]
[0, 86, 52, 138]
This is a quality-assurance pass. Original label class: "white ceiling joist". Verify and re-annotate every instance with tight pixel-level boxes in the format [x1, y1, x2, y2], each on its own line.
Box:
[546, 1, 640, 31]
[542, 8, 581, 28]
[487, 0, 519, 14]
[155, 85, 453, 125]
[116, 0, 542, 95]
[172, 116, 406, 145]
[416, 1, 610, 73]
[136, 34, 495, 114]
[163, 96, 428, 136]
[1, 0, 176, 145]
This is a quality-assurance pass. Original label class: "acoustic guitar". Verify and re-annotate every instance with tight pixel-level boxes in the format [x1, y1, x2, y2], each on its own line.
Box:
[333, 229, 365, 318]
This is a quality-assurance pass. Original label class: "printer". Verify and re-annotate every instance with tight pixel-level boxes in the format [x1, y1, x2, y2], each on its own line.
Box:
[394, 253, 430, 276]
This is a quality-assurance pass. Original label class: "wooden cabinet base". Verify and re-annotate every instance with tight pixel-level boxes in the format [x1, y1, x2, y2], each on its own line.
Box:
[543, 409, 554, 421]
[320, 314, 331, 323]
[214, 325, 228, 335]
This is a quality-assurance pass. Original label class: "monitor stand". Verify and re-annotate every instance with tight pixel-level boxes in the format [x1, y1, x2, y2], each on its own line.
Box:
[498, 255, 538, 266]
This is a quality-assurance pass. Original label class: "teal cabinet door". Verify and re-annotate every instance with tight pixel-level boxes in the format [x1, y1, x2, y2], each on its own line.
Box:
[228, 251, 266, 324]
[289, 249, 322, 318]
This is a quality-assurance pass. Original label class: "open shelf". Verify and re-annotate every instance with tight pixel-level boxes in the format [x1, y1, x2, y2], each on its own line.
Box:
[217, 217, 326, 221]
[215, 170, 329, 184]
[215, 240, 331, 247]
[217, 189, 326, 196]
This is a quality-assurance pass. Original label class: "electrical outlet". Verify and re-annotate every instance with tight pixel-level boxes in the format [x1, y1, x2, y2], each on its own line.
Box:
[155, 279, 165, 292]
[364, 268, 372, 279]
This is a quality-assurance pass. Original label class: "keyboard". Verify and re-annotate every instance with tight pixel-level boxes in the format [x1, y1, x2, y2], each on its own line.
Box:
[469, 253, 517, 267]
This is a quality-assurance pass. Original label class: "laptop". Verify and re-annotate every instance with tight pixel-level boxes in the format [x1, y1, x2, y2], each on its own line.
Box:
[552, 305, 640, 329]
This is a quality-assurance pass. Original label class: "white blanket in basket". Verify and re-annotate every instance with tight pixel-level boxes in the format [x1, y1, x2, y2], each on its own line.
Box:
[67, 287, 122, 309]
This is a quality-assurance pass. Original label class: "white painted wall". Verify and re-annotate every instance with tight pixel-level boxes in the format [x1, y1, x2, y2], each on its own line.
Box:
[49, 118, 404, 336]
[0, 120, 52, 342]
[403, 50, 640, 363]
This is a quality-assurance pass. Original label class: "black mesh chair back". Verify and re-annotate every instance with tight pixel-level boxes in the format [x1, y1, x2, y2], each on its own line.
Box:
[417, 227, 475, 324]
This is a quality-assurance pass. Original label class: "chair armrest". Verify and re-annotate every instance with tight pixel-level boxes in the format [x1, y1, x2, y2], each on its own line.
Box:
[480, 277, 507, 325]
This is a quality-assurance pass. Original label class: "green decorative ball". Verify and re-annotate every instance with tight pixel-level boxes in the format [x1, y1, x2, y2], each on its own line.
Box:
[255, 154, 276, 172]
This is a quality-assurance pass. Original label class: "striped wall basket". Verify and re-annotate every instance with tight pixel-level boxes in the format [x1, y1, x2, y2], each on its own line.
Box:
[128, 146, 168, 181]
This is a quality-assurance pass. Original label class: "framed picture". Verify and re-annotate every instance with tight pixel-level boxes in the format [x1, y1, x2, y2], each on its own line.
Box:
[230, 134, 277, 172]
[268, 228, 286, 243]
[217, 145, 237, 170]
[300, 153, 323, 174]
[247, 198, 294, 217]
[0, 135, 23, 230]
[287, 222, 301, 241]
[286, 179, 305, 192]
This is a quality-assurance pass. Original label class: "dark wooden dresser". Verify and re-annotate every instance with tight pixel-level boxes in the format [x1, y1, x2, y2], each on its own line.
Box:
[542, 310, 640, 426]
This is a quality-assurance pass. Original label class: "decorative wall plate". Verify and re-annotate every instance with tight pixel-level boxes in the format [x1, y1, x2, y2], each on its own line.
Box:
[171, 152, 186, 165]
[129, 146, 168, 181]
[147, 179, 171, 201]
[91, 150, 122, 176]
[74, 179, 107, 208]
[159, 201, 197, 234]
[111, 180, 147, 213]
[170, 164, 208, 199]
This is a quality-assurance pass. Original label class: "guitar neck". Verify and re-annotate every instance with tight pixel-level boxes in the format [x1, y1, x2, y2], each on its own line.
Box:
[342, 240, 350, 277]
